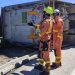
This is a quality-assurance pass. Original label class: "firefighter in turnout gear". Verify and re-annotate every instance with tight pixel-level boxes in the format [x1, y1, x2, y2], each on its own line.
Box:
[51, 9, 64, 69]
[34, 6, 53, 75]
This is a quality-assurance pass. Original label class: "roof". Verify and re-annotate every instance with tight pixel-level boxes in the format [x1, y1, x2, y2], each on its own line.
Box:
[3, 1, 42, 9]
[56, 1, 72, 5]
[2, 0, 74, 10]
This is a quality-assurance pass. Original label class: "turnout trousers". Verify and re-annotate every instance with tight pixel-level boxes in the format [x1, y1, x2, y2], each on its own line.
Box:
[53, 32, 63, 64]
[38, 40, 51, 72]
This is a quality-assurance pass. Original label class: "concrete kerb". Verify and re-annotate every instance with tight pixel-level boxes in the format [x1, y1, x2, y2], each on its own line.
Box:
[0, 51, 37, 75]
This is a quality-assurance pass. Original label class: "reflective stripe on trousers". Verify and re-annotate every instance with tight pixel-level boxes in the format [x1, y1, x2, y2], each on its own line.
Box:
[53, 32, 63, 64]
[38, 40, 51, 66]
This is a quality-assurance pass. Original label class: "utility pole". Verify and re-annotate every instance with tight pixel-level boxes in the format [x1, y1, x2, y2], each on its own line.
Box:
[53, 0, 55, 9]
[49, 0, 50, 6]
[48, 0, 55, 9]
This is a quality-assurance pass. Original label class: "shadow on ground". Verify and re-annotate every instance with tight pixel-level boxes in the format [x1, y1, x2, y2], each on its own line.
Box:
[0, 46, 34, 58]
[11, 58, 40, 75]
[62, 45, 75, 50]
[0, 44, 74, 59]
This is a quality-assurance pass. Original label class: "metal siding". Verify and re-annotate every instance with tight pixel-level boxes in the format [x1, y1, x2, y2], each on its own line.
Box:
[4, 12, 12, 40]
[64, 19, 69, 31]
[3, 4, 43, 43]
[4, 26, 12, 40]
[14, 26, 34, 43]
[4, 12, 11, 26]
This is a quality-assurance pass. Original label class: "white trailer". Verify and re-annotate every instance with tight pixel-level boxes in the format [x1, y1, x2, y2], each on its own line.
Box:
[2, 1, 44, 45]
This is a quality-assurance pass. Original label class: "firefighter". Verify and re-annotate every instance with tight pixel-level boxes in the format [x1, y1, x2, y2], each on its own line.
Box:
[51, 9, 64, 69]
[34, 6, 53, 75]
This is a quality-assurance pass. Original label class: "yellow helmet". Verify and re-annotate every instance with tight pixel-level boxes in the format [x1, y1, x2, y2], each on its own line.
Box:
[43, 6, 53, 15]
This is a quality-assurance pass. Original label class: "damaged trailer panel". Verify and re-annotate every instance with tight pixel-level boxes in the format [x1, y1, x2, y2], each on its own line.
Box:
[2, 1, 44, 45]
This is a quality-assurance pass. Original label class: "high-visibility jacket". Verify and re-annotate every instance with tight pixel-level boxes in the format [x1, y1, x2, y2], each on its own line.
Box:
[38, 18, 53, 42]
[53, 18, 64, 40]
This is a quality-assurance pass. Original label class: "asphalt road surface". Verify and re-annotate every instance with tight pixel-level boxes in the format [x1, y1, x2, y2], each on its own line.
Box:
[9, 46, 75, 75]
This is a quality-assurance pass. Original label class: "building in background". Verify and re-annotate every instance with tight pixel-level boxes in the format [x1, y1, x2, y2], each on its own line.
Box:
[1, 1, 44, 46]
[0, 16, 2, 36]
[67, 4, 75, 45]
[1, 0, 75, 46]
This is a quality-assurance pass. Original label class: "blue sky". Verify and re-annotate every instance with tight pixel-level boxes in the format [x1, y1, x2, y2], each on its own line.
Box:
[0, 0, 75, 15]
[0, 0, 75, 8]
[0, 0, 38, 8]
[0, 0, 38, 15]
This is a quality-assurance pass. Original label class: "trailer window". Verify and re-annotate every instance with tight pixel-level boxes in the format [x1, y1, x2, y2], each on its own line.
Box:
[22, 12, 27, 23]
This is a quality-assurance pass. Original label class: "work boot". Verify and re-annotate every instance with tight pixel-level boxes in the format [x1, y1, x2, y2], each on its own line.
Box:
[51, 62, 61, 69]
[34, 64, 44, 71]
[39, 71, 50, 75]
